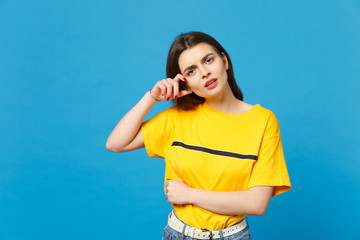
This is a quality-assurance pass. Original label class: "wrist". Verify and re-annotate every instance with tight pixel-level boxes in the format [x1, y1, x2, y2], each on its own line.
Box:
[149, 89, 160, 102]
[187, 187, 198, 205]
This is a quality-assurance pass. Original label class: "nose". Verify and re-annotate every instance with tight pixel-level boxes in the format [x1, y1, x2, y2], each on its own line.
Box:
[199, 65, 211, 79]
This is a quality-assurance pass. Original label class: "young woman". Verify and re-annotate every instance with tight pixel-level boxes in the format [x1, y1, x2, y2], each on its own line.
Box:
[106, 32, 291, 240]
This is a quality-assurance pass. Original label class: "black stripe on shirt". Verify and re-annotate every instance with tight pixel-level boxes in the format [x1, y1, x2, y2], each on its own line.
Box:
[171, 141, 258, 161]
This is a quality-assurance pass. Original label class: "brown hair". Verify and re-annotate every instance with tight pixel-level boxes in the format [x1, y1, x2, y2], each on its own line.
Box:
[166, 31, 243, 110]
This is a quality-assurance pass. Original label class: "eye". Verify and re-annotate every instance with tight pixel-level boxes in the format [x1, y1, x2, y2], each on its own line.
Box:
[186, 69, 195, 76]
[205, 56, 214, 64]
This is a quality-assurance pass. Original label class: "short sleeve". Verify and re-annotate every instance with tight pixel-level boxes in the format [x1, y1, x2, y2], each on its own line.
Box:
[248, 113, 291, 196]
[140, 107, 175, 158]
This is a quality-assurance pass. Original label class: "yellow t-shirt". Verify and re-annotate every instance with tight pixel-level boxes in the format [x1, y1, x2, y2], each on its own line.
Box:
[141, 102, 291, 230]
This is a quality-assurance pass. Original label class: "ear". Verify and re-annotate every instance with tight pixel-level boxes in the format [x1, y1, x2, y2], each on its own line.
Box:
[221, 52, 229, 70]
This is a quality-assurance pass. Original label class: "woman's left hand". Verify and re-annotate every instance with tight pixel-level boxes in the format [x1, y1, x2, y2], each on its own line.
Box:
[164, 179, 193, 205]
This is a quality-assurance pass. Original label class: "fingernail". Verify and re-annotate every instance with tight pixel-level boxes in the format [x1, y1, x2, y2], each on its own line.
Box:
[175, 95, 178, 101]
[167, 97, 170, 101]
[183, 78, 188, 82]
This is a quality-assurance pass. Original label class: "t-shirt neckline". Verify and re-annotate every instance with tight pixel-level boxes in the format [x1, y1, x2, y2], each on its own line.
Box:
[202, 101, 261, 120]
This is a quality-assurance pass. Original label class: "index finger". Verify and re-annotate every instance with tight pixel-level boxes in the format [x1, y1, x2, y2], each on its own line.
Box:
[174, 73, 186, 82]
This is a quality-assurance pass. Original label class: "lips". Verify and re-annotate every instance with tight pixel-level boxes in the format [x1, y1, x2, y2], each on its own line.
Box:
[204, 78, 217, 87]
[204, 78, 218, 89]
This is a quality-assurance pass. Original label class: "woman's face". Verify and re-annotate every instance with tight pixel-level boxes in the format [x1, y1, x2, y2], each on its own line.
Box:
[178, 42, 229, 99]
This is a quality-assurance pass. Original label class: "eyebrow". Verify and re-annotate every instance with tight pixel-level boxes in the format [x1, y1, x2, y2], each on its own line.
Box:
[182, 53, 214, 73]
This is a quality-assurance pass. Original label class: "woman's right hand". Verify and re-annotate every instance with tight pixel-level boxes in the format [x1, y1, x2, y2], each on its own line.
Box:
[150, 74, 192, 101]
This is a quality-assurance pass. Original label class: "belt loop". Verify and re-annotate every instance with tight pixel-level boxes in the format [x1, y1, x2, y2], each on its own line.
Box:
[245, 216, 249, 229]
[219, 229, 224, 240]
[180, 223, 186, 240]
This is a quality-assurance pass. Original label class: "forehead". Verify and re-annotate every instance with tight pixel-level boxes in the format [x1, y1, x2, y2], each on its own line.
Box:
[178, 43, 217, 71]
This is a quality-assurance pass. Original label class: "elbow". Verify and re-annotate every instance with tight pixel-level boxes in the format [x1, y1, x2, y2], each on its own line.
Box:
[252, 204, 268, 216]
[106, 141, 122, 153]
[254, 207, 267, 216]
[246, 186, 273, 216]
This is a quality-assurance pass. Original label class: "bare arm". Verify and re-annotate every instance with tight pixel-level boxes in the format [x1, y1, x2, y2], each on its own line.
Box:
[106, 92, 156, 152]
[165, 180, 273, 216]
[106, 75, 189, 153]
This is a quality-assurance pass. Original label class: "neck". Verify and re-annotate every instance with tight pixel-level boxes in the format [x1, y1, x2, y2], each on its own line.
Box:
[205, 87, 241, 114]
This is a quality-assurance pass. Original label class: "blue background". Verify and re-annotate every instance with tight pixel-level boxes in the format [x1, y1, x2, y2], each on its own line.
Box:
[1, 0, 359, 239]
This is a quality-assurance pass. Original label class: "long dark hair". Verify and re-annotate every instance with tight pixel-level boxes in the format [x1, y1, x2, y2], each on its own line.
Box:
[166, 31, 243, 110]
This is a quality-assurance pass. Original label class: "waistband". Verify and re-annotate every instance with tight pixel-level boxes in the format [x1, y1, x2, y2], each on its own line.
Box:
[167, 211, 248, 240]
